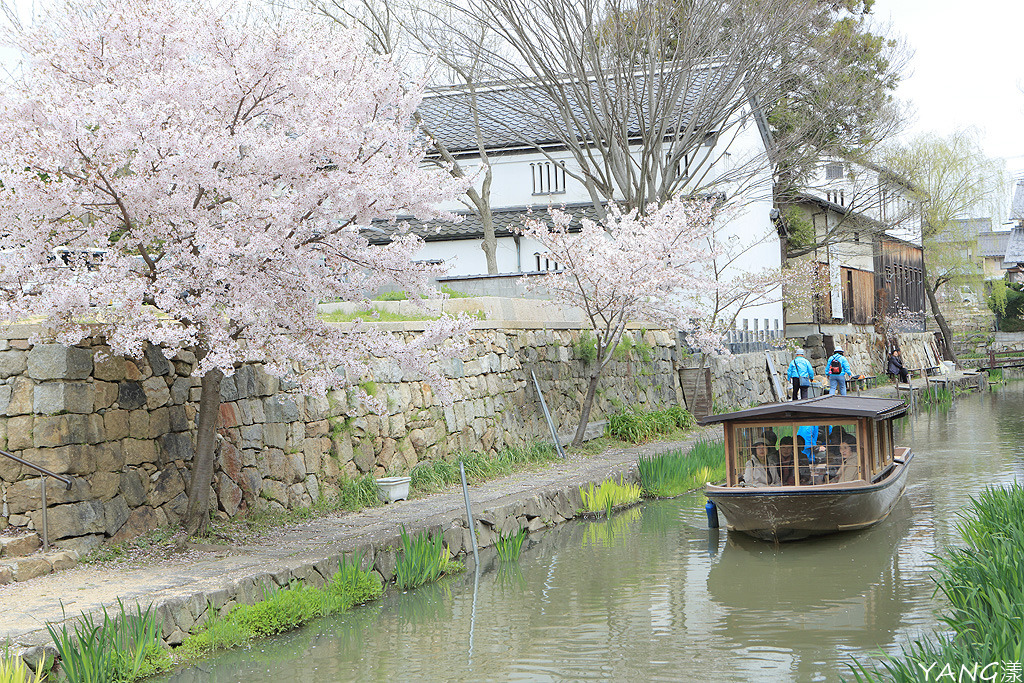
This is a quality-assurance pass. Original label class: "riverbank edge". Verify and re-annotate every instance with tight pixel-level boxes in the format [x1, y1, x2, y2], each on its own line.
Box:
[4, 427, 717, 666]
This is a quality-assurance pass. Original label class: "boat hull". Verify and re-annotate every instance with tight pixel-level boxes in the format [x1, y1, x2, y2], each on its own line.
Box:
[705, 449, 913, 542]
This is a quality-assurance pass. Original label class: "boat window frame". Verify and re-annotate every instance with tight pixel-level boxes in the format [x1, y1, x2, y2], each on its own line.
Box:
[725, 417, 869, 487]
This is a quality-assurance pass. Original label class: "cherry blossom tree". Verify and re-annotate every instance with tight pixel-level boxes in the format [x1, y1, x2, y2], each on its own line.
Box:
[0, 0, 468, 535]
[520, 199, 721, 447]
[522, 199, 825, 445]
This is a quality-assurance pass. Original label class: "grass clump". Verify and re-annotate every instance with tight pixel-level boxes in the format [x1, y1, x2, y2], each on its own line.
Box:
[394, 526, 464, 591]
[495, 528, 527, 563]
[607, 405, 696, 443]
[320, 309, 440, 323]
[46, 600, 171, 683]
[580, 477, 642, 517]
[410, 445, 559, 495]
[0, 652, 43, 683]
[849, 483, 1024, 681]
[571, 331, 598, 364]
[181, 553, 382, 658]
[638, 439, 726, 498]
[921, 386, 953, 409]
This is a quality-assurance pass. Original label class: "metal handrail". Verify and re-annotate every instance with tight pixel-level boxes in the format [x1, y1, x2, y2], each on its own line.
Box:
[1, 449, 73, 552]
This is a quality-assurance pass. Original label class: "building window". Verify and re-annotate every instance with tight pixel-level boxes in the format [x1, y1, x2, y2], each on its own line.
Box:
[531, 161, 566, 195]
[534, 252, 559, 271]
[825, 162, 844, 180]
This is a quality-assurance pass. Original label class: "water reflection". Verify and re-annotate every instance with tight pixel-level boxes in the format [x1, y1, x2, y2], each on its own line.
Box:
[156, 386, 1024, 683]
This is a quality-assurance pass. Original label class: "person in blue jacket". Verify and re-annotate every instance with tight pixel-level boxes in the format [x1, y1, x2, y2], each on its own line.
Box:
[786, 349, 815, 401]
[826, 346, 853, 396]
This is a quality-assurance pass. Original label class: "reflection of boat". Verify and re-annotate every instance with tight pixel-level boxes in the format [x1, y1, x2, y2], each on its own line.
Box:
[703, 396, 913, 542]
[706, 496, 912, 607]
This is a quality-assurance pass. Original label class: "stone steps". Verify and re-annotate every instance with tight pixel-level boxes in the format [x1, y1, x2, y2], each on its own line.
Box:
[0, 546, 79, 584]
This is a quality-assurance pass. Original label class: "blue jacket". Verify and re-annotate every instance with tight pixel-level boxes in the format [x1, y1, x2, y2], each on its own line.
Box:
[826, 353, 852, 377]
[787, 356, 814, 380]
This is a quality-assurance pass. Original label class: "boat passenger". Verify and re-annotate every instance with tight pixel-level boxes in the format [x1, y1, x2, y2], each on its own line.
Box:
[742, 439, 779, 487]
[777, 436, 797, 486]
[835, 434, 860, 482]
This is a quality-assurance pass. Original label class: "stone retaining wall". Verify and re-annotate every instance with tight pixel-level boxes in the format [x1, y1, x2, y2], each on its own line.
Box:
[149, 465, 631, 646]
[0, 324, 680, 554]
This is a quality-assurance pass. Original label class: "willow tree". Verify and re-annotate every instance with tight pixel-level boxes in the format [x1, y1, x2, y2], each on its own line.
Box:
[883, 130, 1007, 362]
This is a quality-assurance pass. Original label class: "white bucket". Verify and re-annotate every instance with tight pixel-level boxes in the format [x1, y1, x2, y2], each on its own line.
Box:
[376, 476, 411, 503]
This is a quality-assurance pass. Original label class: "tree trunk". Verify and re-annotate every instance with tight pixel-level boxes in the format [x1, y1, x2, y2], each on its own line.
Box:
[480, 202, 498, 275]
[184, 367, 224, 536]
[923, 265, 957, 364]
[572, 370, 601, 448]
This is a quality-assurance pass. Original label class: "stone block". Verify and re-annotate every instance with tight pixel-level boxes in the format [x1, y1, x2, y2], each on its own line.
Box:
[217, 473, 242, 516]
[264, 397, 300, 423]
[148, 468, 185, 508]
[6, 468, 90, 512]
[31, 500, 105, 540]
[304, 474, 320, 503]
[128, 411, 149, 438]
[0, 350, 27, 378]
[218, 442, 242, 481]
[149, 407, 170, 438]
[105, 410, 129, 440]
[170, 377, 191, 405]
[121, 470, 147, 507]
[33, 382, 93, 415]
[239, 467, 263, 498]
[0, 384, 11, 415]
[159, 432, 194, 462]
[219, 375, 238, 402]
[143, 376, 170, 409]
[254, 367, 279, 396]
[110, 506, 160, 544]
[286, 483, 306, 508]
[162, 492, 188, 525]
[265, 449, 305, 485]
[218, 402, 240, 428]
[7, 377, 34, 416]
[12, 557, 51, 582]
[49, 550, 79, 571]
[373, 549, 396, 582]
[262, 479, 288, 505]
[93, 380, 118, 411]
[168, 405, 188, 432]
[27, 345, 92, 381]
[93, 352, 126, 382]
[144, 343, 173, 377]
[124, 438, 158, 466]
[33, 414, 88, 448]
[7, 415, 33, 451]
[118, 382, 147, 410]
[264, 422, 288, 449]
[0, 533, 40, 558]
[104, 495, 130, 536]
[90, 471, 120, 501]
[233, 365, 257, 399]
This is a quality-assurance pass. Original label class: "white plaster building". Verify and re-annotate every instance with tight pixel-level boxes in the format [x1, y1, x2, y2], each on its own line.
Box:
[782, 158, 926, 338]
[369, 78, 785, 334]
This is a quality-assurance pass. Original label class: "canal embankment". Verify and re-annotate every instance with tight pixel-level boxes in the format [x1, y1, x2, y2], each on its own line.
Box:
[1, 428, 715, 660]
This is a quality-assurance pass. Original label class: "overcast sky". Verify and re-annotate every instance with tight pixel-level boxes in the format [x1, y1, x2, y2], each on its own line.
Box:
[873, 0, 1024, 181]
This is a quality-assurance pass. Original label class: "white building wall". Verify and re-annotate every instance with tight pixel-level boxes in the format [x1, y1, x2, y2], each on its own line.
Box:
[420, 106, 784, 331]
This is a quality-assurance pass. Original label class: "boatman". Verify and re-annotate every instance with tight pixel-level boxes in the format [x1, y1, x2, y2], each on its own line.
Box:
[826, 346, 853, 396]
[786, 349, 815, 401]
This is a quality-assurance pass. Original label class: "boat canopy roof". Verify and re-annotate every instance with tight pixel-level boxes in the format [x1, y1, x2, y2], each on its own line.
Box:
[699, 395, 908, 425]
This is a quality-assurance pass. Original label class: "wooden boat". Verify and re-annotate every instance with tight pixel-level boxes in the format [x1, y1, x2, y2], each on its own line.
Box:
[702, 395, 913, 542]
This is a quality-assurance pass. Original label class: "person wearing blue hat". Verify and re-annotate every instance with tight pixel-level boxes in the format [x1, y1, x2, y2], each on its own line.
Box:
[786, 349, 814, 400]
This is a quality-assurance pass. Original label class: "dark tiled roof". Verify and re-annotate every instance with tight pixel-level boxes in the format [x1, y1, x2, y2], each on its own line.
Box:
[1011, 180, 1024, 221]
[933, 217, 993, 243]
[700, 395, 908, 425]
[418, 68, 727, 154]
[367, 202, 599, 245]
[1003, 227, 1024, 267]
[978, 230, 1011, 258]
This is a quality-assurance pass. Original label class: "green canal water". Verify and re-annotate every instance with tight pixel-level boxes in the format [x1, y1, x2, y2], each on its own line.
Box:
[158, 387, 1024, 682]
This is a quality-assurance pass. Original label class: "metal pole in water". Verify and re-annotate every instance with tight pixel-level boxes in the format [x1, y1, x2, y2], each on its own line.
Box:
[460, 462, 480, 569]
[705, 500, 719, 529]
